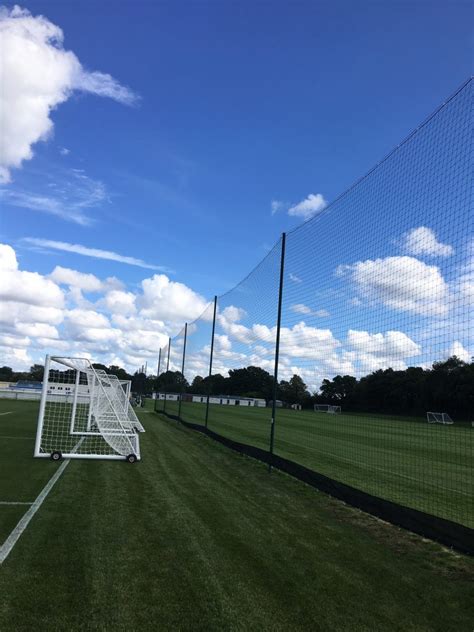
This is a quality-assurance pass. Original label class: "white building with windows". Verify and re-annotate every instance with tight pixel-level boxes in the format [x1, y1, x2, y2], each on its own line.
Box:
[154, 393, 266, 407]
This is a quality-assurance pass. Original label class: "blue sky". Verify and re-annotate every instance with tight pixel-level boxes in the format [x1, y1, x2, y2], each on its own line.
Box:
[0, 1, 472, 376]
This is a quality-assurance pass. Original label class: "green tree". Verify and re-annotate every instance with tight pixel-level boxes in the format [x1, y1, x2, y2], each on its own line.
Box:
[0, 366, 13, 381]
[28, 364, 44, 381]
[279, 374, 310, 405]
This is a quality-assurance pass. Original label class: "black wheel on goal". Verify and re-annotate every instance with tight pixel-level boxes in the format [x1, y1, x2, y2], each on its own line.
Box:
[50, 451, 63, 461]
[126, 453, 138, 463]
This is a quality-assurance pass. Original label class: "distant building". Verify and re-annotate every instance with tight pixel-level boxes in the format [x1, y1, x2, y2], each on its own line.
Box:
[154, 393, 266, 407]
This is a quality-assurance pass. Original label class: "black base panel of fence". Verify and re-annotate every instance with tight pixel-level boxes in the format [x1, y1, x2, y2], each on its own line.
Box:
[157, 410, 473, 556]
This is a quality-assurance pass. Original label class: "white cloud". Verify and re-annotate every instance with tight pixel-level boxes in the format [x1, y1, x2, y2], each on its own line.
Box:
[289, 273, 302, 283]
[59, 147, 70, 156]
[288, 193, 327, 220]
[347, 330, 421, 372]
[0, 5, 138, 183]
[0, 344, 33, 370]
[456, 240, 474, 306]
[0, 243, 208, 371]
[271, 199, 284, 215]
[101, 290, 137, 315]
[401, 227, 454, 257]
[1, 170, 107, 225]
[0, 244, 18, 270]
[23, 238, 166, 271]
[290, 304, 329, 318]
[337, 256, 449, 317]
[291, 303, 312, 315]
[0, 246, 64, 308]
[50, 266, 103, 292]
[449, 341, 470, 363]
[0, 301, 65, 326]
[15, 322, 59, 339]
[139, 275, 208, 323]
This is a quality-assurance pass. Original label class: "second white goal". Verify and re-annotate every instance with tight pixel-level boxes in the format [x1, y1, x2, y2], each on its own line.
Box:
[314, 404, 341, 414]
[426, 412, 454, 425]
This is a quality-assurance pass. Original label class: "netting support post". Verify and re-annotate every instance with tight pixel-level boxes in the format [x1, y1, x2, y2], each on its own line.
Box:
[163, 338, 171, 414]
[269, 232, 286, 472]
[205, 295, 218, 428]
[154, 348, 161, 412]
[34, 354, 51, 457]
[178, 323, 188, 419]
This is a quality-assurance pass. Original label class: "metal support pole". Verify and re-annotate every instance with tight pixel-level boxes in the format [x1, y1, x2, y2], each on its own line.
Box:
[154, 348, 162, 412]
[178, 323, 188, 419]
[205, 296, 218, 428]
[269, 233, 286, 471]
[163, 338, 171, 414]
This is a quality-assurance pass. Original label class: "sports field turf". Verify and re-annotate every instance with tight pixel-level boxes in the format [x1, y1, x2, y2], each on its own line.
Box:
[160, 400, 473, 529]
[1, 399, 473, 631]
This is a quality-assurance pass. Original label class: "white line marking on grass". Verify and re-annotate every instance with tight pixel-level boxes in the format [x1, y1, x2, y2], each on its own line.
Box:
[0, 435, 34, 440]
[0, 459, 71, 565]
[0, 501, 33, 506]
[0, 412, 13, 416]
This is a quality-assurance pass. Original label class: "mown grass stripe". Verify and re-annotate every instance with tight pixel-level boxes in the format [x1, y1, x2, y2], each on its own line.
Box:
[0, 459, 71, 564]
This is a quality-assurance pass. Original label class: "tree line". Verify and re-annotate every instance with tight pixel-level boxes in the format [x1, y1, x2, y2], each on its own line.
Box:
[155, 356, 474, 420]
[2, 355, 472, 419]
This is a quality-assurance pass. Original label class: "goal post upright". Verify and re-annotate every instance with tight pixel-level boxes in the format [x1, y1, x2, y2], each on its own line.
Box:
[68, 365, 81, 435]
[34, 354, 51, 458]
[87, 373, 95, 431]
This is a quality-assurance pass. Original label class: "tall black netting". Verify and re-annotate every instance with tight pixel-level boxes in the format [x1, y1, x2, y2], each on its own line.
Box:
[277, 78, 473, 529]
[154, 338, 170, 413]
[180, 301, 215, 426]
[154, 79, 473, 547]
[205, 238, 282, 447]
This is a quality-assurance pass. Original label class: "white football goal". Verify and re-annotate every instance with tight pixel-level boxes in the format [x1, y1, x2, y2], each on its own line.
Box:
[34, 355, 144, 462]
[314, 404, 341, 414]
[426, 411, 454, 425]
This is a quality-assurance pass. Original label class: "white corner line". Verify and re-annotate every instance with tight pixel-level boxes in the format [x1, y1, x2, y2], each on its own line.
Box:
[0, 501, 33, 506]
[0, 412, 13, 416]
[0, 459, 72, 565]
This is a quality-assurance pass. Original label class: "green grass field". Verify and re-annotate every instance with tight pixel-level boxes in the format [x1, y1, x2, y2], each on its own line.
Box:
[1, 399, 473, 631]
[162, 400, 473, 529]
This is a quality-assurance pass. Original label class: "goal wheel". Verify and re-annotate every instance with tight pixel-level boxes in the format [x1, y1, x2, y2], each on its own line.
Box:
[125, 453, 138, 463]
[50, 451, 63, 461]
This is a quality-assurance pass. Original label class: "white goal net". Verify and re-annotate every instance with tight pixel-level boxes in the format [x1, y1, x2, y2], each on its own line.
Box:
[426, 411, 454, 425]
[314, 404, 341, 414]
[34, 356, 143, 461]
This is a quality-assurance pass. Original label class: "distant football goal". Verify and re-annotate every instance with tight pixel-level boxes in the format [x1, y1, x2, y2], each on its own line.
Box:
[34, 355, 144, 462]
[426, 412, 454, 425]
[314, 404, 341, 414]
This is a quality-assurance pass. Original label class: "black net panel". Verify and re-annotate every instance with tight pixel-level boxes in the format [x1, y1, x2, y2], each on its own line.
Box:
[277, 79, 473, 528]
[205, 239, 282, 447]
[180, 301, 215, 426]
[154, 79, 473, 535]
